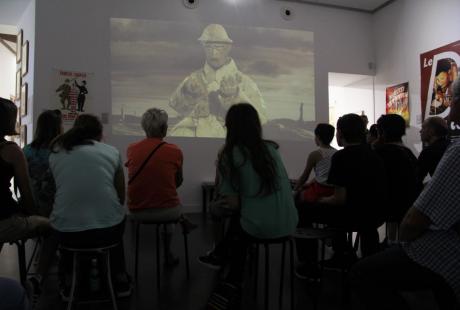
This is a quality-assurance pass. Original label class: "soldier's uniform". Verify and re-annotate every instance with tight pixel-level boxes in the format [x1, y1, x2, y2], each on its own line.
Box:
[169, 24, 267, 137]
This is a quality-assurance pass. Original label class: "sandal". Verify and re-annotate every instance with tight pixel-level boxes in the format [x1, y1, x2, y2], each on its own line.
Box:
[206, 281, 241, 310]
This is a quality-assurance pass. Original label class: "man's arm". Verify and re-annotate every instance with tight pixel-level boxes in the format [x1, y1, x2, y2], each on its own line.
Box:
[318, 186, 346, 205]
[175, 166, 183, 188]
[294, 150, 321, 191]
[114, 164, 125, 205]
[399, 207, 431, 242]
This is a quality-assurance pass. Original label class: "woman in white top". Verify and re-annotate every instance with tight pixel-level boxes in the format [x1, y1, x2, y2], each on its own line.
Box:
[49, 114, 130, 297]
[294, 123, 337, 203]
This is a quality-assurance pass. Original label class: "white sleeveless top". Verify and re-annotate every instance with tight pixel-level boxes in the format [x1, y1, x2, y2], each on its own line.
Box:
[314, 147, 337, 185]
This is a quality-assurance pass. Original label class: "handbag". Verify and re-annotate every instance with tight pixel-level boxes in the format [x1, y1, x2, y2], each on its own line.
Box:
[128, 142, 166, 185]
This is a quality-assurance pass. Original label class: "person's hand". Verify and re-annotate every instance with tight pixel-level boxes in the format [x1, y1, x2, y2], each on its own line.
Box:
[183, 77, 206, 99]
[219, 75, 241, 98]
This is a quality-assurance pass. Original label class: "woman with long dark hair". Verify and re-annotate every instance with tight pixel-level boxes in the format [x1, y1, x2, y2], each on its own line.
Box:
[49, 114, 130, 297]
[201, 103, 298, 308]
[23, 110, 62, 216]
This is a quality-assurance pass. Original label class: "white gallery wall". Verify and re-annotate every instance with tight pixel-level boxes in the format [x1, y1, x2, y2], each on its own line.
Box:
[29, 0, 375, 211]
[373, 0, 460, 154]
[0, 43, 15, 100]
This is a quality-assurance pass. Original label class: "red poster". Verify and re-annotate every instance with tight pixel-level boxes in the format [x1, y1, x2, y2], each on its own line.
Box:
[386, 82, 409, 125]
[420, 41, 460, 121]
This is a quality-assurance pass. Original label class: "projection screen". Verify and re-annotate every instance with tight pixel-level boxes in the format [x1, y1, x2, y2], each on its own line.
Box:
[111, 19, 315, 140]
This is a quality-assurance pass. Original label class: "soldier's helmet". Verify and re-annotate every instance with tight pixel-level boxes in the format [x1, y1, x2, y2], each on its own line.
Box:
[65, 79, 70, 83]
[198, 24, 233, 44]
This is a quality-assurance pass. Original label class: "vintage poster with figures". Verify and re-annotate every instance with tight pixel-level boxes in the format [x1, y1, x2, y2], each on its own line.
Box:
[54, 69, 92, 122]
[386, 82, 409, 125]
[420, 41, 460, 122]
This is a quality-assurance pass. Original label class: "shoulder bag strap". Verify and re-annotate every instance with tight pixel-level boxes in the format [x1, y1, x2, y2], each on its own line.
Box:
[128, 142, 166, 185]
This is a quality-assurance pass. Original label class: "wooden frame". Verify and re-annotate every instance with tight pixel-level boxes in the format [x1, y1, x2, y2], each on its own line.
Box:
[16, 69, 22, 100]
[16, 29, 23, 63]
[21, 41, 29, 77]
[20, 83, 28, 117]
[20, 125, 27, 148]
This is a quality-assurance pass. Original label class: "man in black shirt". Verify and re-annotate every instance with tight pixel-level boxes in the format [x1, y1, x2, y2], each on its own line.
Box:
[417, 117, 450, 184]
[296, 114, 386, 278]
[374, 114, 420, 223]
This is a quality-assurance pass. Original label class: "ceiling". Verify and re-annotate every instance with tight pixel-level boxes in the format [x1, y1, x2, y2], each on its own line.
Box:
[279, 0, 395, 13]
[0, 0, 31, 28]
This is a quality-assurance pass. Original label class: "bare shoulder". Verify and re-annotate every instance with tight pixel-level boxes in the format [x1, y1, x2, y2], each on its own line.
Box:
[0, 142, 24, 163]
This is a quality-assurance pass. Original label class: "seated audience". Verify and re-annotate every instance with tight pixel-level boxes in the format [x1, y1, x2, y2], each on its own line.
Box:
[296, 114, 386, 278]
[351, 78, 460, 310]
[22, 110, 63, 303]
[0, 97, 49, 243]
[417, 116, 450, 183]
[366, 124, 379, 146]
[49, 114, 130, 297]
[294, 123, 336, 203]
[201, 103, 298, 308]
[23, 110, 62, 216]
[374, 114, 420, 223]
[125, 108, 195, 267]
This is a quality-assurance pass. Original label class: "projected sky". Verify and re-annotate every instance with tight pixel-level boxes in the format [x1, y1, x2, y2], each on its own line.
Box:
[111, 19, 315, 139]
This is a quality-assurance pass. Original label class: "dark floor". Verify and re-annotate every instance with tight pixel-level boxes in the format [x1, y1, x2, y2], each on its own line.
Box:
[0, 213, 438, 310]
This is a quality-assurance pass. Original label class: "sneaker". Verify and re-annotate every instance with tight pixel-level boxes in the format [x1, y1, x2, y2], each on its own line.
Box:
[295, 263, 321, 282]
[206, 281, 241, 310]
[25, 276, 42, 308]
[180, 217, 198, 234]
[59, 286, 70, 302]
[115, 273, 133, 298]
[198, 252, 224, 270]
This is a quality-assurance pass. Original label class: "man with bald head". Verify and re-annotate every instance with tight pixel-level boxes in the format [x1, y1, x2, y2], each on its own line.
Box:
[169, 24, 267, 137]
[417, 116, 450, 183]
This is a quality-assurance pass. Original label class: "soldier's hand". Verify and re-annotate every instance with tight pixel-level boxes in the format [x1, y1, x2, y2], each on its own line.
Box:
[182, 77, 206, 99]
[219, 75, 240, 98]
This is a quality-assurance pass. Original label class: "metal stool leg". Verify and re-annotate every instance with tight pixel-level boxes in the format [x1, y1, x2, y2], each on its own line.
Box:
[289, 239, 295, 310]
[253, 244, 259, 297]
[183, 232, 190, 279]
[105, 251, 119, 310]
[264, 244, 269, 310]
[134, 222, 140, 281]
[279, 242, 286, 310]
[156, 225, 161, 296]
[16, 241, 27, 285]
[67, 252, 78, 310]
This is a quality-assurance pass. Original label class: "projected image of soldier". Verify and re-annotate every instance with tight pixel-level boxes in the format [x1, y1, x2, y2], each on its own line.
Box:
[169, 24, 267, 137]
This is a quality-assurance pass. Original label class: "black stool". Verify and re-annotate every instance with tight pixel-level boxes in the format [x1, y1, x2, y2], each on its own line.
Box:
[251, 236, 295, 310]
[133, 219, 190, 295]
[60, 243, 119, 310]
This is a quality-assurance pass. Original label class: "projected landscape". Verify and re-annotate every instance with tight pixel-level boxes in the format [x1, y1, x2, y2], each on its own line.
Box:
[111, 19, 315, 140]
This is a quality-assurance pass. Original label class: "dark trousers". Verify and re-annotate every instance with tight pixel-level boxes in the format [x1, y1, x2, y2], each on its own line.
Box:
[58, 219, 127, 278]
[350, 246, 457, 310]
[213, 215, 252, 285]
[295, 202, 380, 263]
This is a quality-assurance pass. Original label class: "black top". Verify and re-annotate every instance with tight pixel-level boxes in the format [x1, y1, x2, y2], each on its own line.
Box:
[327, 144, 387, 227]
[374, 144, 421, 222]
[0, 140, 20, 219]
[417, 138, 450, 183]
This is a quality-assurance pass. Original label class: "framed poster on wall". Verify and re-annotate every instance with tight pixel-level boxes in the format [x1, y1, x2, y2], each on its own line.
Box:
[16, 29, 23, 63]
[386, 82, 410, 126]
[21, 41, 29, 77]
[20, 83, 28, 117]
[16, 69, 22, 100]
[20, 125, 27, 148]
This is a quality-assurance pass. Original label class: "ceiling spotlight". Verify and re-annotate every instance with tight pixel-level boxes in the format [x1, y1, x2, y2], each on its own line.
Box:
[281, 7, 294, 20]
[183, 0, 199, 9]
